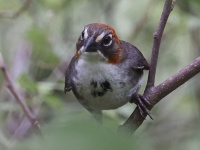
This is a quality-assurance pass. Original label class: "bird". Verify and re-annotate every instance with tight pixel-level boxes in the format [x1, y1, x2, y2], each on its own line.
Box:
[64, 23, 152, 122]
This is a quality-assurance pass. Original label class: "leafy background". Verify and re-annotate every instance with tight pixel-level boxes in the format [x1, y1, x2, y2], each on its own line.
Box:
[0, 0, 200, 149]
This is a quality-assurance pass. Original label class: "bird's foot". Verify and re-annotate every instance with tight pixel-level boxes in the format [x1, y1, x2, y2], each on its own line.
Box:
[130, 93, 153, 120]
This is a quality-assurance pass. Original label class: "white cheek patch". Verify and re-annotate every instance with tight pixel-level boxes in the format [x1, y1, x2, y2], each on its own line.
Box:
[84, 27, 89, 39]
[95, 32, 106, 42]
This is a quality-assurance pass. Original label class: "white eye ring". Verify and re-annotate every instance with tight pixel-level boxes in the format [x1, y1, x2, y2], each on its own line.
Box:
[102, 34, 112, 47]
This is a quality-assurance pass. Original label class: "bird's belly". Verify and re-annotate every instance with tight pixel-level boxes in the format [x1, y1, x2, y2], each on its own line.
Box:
[85, 90, 131, 110]
[78, 80, 133, 110]
[73, 59, 142, 110]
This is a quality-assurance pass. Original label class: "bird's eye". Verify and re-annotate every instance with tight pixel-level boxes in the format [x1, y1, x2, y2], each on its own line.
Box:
[102, 34, 112, 46]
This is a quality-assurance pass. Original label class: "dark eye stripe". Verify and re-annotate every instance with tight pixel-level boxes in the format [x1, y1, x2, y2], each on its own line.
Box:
[80, 31, 84, 40]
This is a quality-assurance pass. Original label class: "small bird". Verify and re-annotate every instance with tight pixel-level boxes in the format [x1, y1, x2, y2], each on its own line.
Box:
[65, 23, 152, 122]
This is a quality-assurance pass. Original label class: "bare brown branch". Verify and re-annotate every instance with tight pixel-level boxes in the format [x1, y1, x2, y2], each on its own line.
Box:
[119, 0, 200, 134]
[120, 56, 200, 134]
[0, 53, 41, 134]
[146, 0, 174, 89]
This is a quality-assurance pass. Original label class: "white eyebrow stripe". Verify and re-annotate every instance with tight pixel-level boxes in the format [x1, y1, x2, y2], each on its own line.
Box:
[84, 27, 88, 39]
[95, 32, 106, 42]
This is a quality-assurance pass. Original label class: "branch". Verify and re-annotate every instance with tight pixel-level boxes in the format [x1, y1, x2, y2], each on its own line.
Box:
[0, 53, 41, 134]
[0, 0, 32, 19]
[146, 0, 174, 88]
[120, 56, 200, 134]
[119, 0, 200, 134]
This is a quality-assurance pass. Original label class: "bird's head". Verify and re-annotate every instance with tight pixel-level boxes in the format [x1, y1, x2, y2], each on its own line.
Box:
[76, 23, 122, 64]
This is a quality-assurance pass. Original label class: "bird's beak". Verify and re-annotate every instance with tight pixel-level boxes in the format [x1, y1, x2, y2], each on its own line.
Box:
[82, 35, 97, 53]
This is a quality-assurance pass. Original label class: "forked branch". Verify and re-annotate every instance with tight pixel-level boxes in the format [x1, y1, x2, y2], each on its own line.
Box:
[120, 0, 200, 134]
[121, 57, 200, 134]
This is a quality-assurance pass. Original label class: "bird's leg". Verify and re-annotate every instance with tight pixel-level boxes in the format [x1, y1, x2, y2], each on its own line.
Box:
[87, 109, 103, 123]
[130, 93, 153, 119]
[93, 111, 103, 123]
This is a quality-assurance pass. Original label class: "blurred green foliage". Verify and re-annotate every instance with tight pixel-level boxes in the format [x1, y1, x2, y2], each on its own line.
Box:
[15, 116, 150, 150]
[18, 74, 37, 93]
[0, 0, 200, 150]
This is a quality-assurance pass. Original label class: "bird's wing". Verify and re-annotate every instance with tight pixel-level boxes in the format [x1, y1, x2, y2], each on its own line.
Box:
[64, 56, 77, 93]
[120, 40, 149, 70]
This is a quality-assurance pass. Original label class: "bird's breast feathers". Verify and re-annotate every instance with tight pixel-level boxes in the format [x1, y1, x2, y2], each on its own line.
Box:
[72, 54, 143, 110]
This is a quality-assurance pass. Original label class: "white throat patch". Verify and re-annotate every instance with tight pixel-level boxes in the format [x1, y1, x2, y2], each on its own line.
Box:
[80, 51, 107, 62]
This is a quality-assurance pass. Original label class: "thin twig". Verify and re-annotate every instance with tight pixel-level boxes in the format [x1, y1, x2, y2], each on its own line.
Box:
[0, 53, 41, 134]
[0, 0, 32, 19]
[148, 57, 200, 104]
[146, 0, 174, 89]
